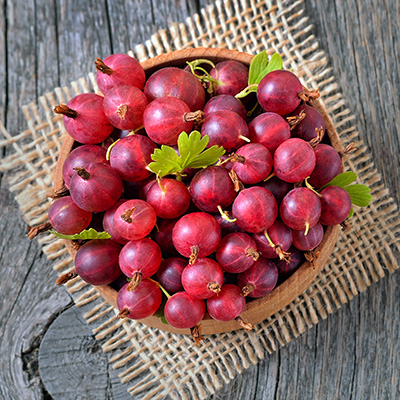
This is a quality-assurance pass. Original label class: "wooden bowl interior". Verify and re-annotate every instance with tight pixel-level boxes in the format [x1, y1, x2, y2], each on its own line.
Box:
[55, 48, 342, 335]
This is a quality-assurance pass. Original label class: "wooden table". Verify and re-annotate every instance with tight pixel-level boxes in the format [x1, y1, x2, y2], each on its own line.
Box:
[0, 0, 399, 398]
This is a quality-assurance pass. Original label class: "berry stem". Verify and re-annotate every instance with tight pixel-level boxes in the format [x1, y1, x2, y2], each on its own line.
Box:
[304, 177, 322, 197]
[217, 205, 237, 223]
[304, 222, 310, 236]
[126, 272, 142, 291]
[186, 59, 216, 69]
[235, 84, 258, 99]
[238, 135, 251, 143]
[54, 104, 78, 118]
[106, 138, 120, 160]
[263, 230, 276, 248]
[247, 101, 260, 118]
[148, 278, 172, 299]
[94, 58, 114, 75]
[185, 60, 222, 94]
[263, 231, 291, 262]
[220, 153, 246, 165]
[263, 172, 276, 182]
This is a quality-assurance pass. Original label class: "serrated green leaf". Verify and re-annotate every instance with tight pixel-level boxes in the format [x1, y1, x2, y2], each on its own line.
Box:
[148, 132, 225, 179]
[320, 171, 358, 190]
[256, 53, 283, 83]
[50, 228, 111, 240]
[160, 315, 169, 324]
[344, 184, 372, 207]
[178, 131, 209, 168]
[348, 207, 354, 218]
[148, 145, 182, 177]
[187, 145, 226, 168]
[248, 51, 269, 85]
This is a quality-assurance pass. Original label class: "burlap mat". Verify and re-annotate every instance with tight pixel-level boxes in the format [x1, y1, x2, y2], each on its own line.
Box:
[1, 0, 399, 399]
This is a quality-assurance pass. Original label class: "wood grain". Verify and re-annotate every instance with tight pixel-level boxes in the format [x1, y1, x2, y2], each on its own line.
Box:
[0, 0, 398, 399]
[38, 306, 127, 399]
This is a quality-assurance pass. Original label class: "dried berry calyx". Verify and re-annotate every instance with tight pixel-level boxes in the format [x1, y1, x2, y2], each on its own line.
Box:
[190, 325, 205, 346]
[287, 109, 306, 130]
[126, 272, 142, 292]
[94, 57, 113, 75]
[298, 87, 320, 102]
[117, 307, 130, 319]
[235, 316, 254, 331]
[55, 270, 78, 286]
[27, 222, 52, 240]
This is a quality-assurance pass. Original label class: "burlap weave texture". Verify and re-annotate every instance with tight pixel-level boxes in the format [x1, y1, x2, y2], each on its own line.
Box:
[1, 0, 399, 399]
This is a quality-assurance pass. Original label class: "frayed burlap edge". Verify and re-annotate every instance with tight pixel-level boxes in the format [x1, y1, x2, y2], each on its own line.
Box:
[1, 0, 399, 399]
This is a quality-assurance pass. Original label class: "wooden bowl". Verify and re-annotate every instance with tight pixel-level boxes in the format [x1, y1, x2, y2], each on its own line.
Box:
[54, 48, 342, 335]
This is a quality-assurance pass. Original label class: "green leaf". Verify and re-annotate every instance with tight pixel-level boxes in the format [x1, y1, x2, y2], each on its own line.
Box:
[148, 145, 181, 177]
[348, 207, 354, 218]
[186, 145, 226, 168]
[320, 171, 358, 190]
[178, 131, 209, 168]
[50, 228, 111, 240]
[344, 184, 372, 207]
[154, 295, 169, 325]
[248, 50, 269, 85]
[256, 53, 283, 82]
[148, 131, 225, 179]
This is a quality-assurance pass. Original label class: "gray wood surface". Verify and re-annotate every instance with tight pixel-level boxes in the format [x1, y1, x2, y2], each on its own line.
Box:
[0, 0, 398, 399]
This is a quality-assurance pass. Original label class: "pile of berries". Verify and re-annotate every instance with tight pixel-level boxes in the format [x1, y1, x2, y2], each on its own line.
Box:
[31, 51, 361, 343]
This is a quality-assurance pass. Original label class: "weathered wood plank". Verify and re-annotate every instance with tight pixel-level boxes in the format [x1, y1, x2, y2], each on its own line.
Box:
[55, 0, 112, 85]
[303, 0, 400, 205]
[38, 306, 127, 399]
[105, 0, 201, 54]
[5, 0, 37, 129]
[35, 0, 61, 92]
[0, 0, 399, 399]
[0, 0, 6, 126]
[0, 1, 72, 399]
[0, 185, 73, 400]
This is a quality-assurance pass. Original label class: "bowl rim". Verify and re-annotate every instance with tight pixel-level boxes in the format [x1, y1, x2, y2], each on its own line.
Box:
[54, 47, 342, 335]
